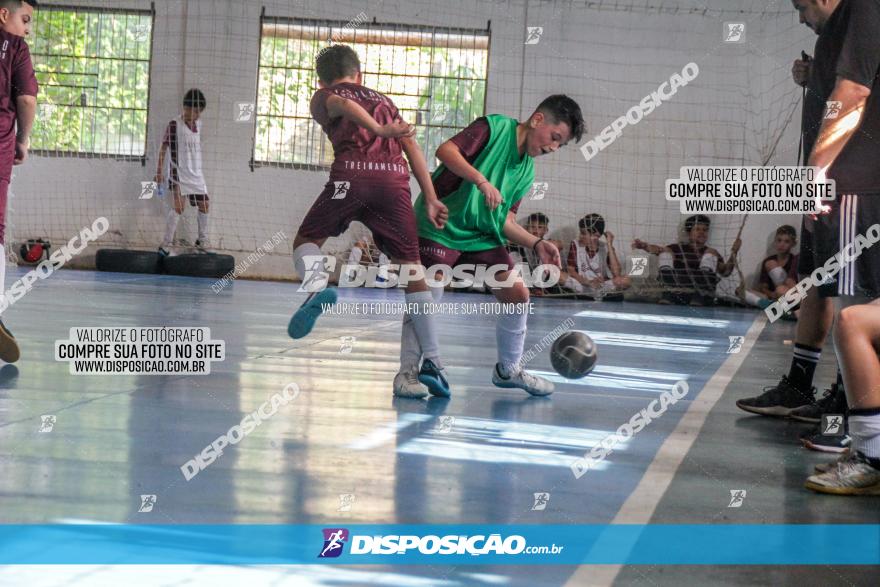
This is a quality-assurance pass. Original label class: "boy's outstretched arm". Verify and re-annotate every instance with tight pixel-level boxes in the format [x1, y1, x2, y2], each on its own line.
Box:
[503, 212, 560, 267]
[436, 140, 502, 211]
[400, 136, 447, 229]
[325, 94, 414, 138]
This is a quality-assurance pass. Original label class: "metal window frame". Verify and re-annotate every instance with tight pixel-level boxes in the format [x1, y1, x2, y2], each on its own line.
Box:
[251, 11, 491, 171]
[31, 2, 156, 164]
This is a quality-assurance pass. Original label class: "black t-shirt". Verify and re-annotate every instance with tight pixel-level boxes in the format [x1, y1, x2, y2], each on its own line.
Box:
[803, 0, 880, 193]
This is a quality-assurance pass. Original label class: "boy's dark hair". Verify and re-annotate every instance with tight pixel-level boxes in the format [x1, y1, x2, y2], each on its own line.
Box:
[183, 88, 206, 110]
[316, 45, 361, 84]
[684, 214, 711, 232]
[526, 212, 549, 225]
[776, 224, 797, 240]
[536, 94, 585, 143]
[0, 0, 38, 10]
[578, 213, 605, 235]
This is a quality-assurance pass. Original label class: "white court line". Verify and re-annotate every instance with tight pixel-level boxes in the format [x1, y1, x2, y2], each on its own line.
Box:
[565, 313, 767, 587]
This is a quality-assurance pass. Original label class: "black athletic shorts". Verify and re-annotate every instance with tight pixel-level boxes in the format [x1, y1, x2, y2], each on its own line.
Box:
[798, 194, 880, 299]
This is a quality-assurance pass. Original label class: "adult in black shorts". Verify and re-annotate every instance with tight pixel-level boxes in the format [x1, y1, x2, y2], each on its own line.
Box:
[737, 0, 880, 430]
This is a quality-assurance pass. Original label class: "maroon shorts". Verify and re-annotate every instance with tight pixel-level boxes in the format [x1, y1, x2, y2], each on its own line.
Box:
[418, 237, 515, 271]
[0, 177, 7, 244]
[298, 180, 420, 260]
[186, 193, 209, 206]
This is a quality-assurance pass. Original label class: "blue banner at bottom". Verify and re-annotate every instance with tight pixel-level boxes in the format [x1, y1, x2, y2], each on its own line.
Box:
[1, 524, 878, 565]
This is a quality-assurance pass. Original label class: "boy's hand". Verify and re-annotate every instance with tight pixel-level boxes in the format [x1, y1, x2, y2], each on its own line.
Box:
[632, 238, 647, 250]
[154, 172, 164, 185]
[477, 179, 502, 211]
[535, 239, 561, 267]
[604, 231, 615, 246]
[13, 140, 28, 165]
[377, 119, 415, 139]
[425, 199, 448, 229]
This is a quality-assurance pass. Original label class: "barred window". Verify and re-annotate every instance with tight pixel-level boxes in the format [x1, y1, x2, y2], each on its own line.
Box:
[254, 14, 490, 169]
[30, 4, 154, 159]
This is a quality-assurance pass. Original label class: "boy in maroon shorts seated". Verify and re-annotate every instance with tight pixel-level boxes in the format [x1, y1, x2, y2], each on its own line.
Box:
[288, 45, 449, 399]
[633, 214, 739, 306]
[0, 0, 37, 363]
[756, 225, 799, 302]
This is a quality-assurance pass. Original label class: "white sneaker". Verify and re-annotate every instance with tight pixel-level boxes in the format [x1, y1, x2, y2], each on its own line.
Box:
[394, 366, 428, 399]
[805, 451, 880, 495]
[814, 449, 851, 474]
[492, 363, 554, 396]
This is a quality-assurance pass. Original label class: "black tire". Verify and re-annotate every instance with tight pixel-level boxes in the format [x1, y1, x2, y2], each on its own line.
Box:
[161, 253, 235, 279]
[95, 249, 161, 274]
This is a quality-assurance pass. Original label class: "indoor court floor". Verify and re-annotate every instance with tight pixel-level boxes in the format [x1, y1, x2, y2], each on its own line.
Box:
[1, 266, 878, 586]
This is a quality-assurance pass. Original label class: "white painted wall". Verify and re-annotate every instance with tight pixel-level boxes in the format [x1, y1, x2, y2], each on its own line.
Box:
[9, 0, 814, 286]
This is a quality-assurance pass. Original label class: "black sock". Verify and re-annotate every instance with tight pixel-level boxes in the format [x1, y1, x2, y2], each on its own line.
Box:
[788, 343, 821, 390]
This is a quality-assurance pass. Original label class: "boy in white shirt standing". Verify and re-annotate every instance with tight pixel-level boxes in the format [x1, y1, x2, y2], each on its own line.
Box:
[155, 89, 210, 255]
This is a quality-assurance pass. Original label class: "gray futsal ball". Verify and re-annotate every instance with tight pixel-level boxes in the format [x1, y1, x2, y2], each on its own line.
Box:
[550, 331, 597, 379]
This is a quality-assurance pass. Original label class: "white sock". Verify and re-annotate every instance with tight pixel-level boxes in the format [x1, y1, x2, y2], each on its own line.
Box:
[162, 209, 181, 248]
[293, 242, 323, 282]
[743, 290, 762, 307]
[197, 211, 209, 242]
[563, 276, 584, 292]
[405, 290, 441, 366]
[768, 266, 787, 287]
[399, 313, 421, 370]
[400, 286, 444, 369]
[496, 303, 529, 375]
[849, 414, 880, 460]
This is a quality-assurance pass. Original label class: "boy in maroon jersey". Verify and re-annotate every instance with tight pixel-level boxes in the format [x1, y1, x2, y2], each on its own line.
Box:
[0, 0, 37, 363]
[288, 45, 449, 398]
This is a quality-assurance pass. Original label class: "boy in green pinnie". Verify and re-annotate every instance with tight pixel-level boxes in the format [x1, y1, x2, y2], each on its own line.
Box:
[395, 95, 585, 398]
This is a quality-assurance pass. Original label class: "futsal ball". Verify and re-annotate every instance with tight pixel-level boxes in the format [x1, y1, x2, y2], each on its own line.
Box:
[550, 331, 597, 379]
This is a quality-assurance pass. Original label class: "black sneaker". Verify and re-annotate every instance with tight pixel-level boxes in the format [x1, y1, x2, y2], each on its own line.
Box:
[735, 375, 814, 417]
[789, 383, 846, 424]
[0, 319, 21, 363]
[801, 428, 851, 454]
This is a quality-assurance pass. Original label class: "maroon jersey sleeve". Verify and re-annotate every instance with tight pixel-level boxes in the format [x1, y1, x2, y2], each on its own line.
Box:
[434, 117, 491, 200]
[757, 254, 774, 289]
[10, 40, 37, 98]
[788, 254, 799, 280]
[448, 117, 490, 160]
[567, 242, 578, 269]
[310, 88, 333, 127]
[161, 121, 174, 147]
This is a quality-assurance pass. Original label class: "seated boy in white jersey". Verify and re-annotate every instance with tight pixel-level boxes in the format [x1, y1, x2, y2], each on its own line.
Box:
[508, 212, 573, 295]
[564, 213, 630, 299]
[155, 89, 210, 255]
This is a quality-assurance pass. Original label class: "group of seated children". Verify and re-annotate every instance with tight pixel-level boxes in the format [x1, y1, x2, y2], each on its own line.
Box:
[510, 212, 799, 310]
[344, 211, 798, 309]
[509, 212, 631, 299]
